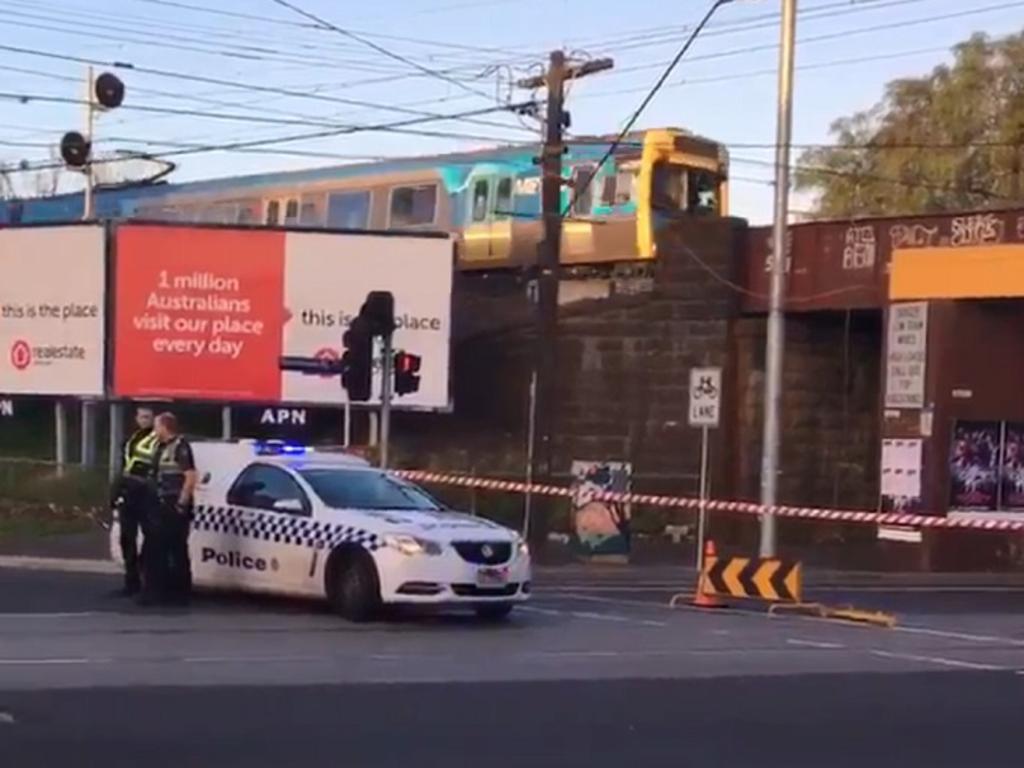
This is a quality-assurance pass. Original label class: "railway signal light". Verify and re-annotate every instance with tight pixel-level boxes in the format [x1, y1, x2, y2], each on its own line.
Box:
[60, 70, 125, 172]
[94, 72, 125, 109]
[393, 351, 421, 396]
[341, 316, 373, 402]
[60, 131, 91, 168]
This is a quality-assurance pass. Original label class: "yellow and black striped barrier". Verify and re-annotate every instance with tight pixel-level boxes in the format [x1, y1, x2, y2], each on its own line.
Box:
[702, 556, 802, 603]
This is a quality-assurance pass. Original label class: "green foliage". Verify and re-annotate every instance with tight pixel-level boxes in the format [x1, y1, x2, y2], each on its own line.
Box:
[796, 32, 1024, 218]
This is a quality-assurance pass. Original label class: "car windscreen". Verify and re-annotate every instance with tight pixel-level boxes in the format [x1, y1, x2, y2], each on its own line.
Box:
[298, 468, 442, 511]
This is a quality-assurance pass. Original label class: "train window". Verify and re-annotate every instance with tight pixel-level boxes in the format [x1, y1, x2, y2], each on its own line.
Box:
[299, 195, 325, 227]
[284, 199, 300, 226]
[471, 179, 489, 223]
[389, 184, 437, 228]
[265, 200, 280, 226]
[571, 165, 596, 216]
[602, 168, 637, 206]
[327, 191, 371, 229]
[688, 170, 718, 214]
[237, 204, 258, 225]
[495, 177, 513, 219]
[651, 162, 687, 212]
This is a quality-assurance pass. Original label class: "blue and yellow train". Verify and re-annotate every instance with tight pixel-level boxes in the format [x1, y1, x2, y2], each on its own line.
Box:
[1, 128, 728, 270]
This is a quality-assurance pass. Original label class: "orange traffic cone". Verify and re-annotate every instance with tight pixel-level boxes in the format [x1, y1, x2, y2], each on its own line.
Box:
[692, 540, 724, 608]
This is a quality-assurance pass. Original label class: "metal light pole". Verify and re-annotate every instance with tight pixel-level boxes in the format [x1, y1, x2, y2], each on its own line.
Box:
[759, 0, 797, 557]
[82, 66, 95, 221]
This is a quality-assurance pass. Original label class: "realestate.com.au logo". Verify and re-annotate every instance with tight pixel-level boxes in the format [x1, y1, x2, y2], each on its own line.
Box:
[9, 340, 31, 371]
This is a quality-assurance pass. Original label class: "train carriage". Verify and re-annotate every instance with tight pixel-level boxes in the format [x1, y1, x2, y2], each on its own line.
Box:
[1, 128, 728, 270]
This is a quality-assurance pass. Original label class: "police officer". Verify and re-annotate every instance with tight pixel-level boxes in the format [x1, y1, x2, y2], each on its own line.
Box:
[139, 412, 197, 606]
[111, 406, 157, 596]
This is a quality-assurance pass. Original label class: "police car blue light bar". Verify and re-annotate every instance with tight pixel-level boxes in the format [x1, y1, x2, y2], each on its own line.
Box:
[251, 440, 313, 456]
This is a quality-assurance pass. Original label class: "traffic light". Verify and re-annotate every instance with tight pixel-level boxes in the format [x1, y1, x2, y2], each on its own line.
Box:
[393, 351, 422, 396]
[341, 316, 373, 402]
[361, 291, 395, 338]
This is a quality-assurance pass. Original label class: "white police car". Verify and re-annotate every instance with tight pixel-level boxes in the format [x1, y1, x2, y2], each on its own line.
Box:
[110, 440, 531, 621]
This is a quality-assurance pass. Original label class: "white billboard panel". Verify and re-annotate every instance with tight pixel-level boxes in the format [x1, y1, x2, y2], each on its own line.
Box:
[0, 225, 106, 396]
[281, 231, 453, 409]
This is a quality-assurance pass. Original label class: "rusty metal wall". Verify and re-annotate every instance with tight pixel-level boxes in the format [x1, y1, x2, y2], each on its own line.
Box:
[743, 209, 1024, 312]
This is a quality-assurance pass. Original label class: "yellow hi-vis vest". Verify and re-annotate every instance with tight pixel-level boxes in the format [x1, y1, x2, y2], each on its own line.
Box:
[123, 430, 158, 478]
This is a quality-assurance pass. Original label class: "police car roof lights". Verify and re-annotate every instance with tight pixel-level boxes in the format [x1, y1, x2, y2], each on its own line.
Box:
[250, 440, 314, 457]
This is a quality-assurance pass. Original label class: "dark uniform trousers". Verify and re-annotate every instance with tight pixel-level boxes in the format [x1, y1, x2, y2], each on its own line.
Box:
[141, 434, 195, 604]
[112, 478, 153, 590]
[141, 498, 193, 602]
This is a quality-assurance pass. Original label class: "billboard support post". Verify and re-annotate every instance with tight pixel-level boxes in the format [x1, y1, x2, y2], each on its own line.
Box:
[54, 401, 67, 477]
[220, 405, 232, 440]
[107, 402, 123, 481]
[80, 401, 96, 466]
[380, 333, 393, 469]
[343, 401, 352, 448]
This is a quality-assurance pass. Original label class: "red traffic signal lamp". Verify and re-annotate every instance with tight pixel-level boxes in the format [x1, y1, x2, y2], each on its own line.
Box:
[393, 351, 422, 396]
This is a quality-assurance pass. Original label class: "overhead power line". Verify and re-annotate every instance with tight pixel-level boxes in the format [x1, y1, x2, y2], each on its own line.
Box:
[563, 0, 733, 216]
[127, 0, 537, 58]
[606, 0, 1024, 79]
[0, 43, 523, 133]
[732, 156, 1015, 202]
[8, 100, 537, 174]
[268, 0, 494, 101]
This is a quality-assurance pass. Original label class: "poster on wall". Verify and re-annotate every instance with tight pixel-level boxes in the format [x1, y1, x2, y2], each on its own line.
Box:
[948, 421, 1001, 511]
[570, 461, 632, 561]
[112, 224, 452, 409]
[0, 225, 106, 396]
[880, 438, 923, 513]
[1000, 423, 1024, 511]
[884, 301, 928, 409]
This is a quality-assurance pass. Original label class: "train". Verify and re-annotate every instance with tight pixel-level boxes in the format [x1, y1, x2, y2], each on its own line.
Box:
[1, 128, 729, 270]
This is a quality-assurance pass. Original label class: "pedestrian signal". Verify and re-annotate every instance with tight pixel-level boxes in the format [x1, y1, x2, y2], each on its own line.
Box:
[393, 352, 422, 396]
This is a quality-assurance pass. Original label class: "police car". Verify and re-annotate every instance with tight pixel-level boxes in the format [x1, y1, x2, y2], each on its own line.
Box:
[110, 440, 531, 621]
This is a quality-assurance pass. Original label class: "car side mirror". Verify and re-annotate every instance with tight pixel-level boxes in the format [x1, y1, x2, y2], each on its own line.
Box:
[273, 498, 304, 513]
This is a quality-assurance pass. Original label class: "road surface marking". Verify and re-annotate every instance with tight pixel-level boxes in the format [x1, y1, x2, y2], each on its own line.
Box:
[787, 638, 845, 649]
[0, 612, 98, 619]
[540, 584, 1024, 594]
[518, 606, 563, 617]
[0, 658, 110, 666]
[894, 625, 1024, 647]
[0, 711, 14, 725]
[869, 649, 1005, 671]
[0, 556, 117, 574]
[182, 655, 322, 664]
[570, 611, 631, 623]
[523, 603, 667, 627]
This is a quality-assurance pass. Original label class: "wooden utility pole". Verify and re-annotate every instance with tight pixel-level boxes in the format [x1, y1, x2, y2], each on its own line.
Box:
[517, 52, 613, 487]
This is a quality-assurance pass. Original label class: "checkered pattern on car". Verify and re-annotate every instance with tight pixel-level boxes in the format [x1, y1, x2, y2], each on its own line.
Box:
[192, 505, 383, 551]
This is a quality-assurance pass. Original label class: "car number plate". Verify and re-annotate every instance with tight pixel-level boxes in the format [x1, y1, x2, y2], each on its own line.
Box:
[476, 566, 509, 587]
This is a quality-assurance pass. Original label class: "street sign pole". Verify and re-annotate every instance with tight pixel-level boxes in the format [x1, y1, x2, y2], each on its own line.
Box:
[688, 367, 722, 574]
[697, 424, 710, 574]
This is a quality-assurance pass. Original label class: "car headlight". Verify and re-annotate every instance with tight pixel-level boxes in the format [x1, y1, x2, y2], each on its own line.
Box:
[384, 534, 443, 556]
[515, 534, 529, 558]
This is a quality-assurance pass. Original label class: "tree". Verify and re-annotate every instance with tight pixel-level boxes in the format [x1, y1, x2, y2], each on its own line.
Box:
[795, 31, 1024, 219]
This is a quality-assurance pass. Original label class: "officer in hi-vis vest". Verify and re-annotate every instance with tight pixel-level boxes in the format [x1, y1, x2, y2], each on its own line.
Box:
[139, 412, 197, 606]
[111, 406, 157, 596]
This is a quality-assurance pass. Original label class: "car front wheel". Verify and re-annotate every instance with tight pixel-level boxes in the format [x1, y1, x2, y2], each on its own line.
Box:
[330, 551, 381, 622]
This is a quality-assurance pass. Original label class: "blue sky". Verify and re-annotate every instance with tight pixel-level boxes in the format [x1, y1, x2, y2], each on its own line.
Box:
[0, 0, 1022, 222]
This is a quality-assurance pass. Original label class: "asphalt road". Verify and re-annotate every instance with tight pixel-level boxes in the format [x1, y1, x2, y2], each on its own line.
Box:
[2, 565, 1024, 766]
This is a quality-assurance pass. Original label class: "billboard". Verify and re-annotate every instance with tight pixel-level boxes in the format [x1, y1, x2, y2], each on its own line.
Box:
[0, 225, 106, 396]
[112, 224, 452, 409]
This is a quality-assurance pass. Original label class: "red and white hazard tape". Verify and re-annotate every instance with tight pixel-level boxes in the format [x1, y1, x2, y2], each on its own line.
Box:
[396, 470, 1024, 533]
